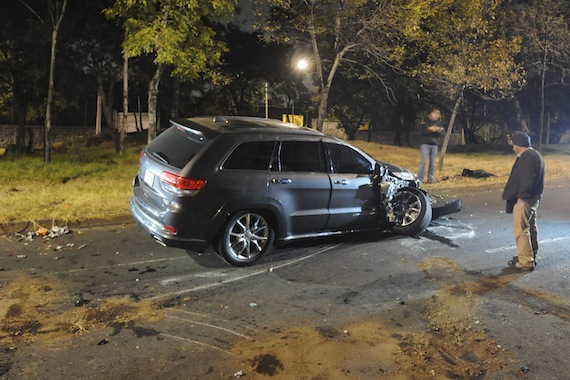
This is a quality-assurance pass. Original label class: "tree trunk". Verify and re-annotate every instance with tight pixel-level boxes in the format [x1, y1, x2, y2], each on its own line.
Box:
[120, 47, 128, 157]
[14, 105, 27, 155]
[97, 77, 114, 130]
[546, 111, 551, 144]
[513, 99, 530, 133]
[44, 0, 68, 163]
[438, 92, 463, 171]
[316, 86, 330, 132]
[538, 48, 547, 152]
[170, 77, 180, 119]
[147, 64, 165, 143]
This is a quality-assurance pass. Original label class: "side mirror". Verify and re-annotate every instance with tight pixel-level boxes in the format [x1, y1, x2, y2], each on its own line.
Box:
[373, 163, 387, 181]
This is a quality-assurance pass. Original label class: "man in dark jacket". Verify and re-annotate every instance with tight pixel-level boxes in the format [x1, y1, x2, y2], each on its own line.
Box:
[502, 131, 545, 270]
[418, 108, 445, 184]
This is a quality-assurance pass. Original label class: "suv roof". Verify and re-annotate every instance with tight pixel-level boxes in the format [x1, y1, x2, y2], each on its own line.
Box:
[171, 116, 325, 140]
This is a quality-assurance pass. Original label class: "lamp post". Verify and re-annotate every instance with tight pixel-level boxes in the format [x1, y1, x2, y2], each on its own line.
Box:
[291, 58, 309, 125]
[265, 81, 269, 119]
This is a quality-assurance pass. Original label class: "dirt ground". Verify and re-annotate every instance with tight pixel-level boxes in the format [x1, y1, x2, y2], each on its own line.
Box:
[0, 256, 526, 379]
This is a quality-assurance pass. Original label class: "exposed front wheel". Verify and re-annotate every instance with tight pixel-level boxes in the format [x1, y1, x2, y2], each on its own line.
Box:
[215, 211, 275, 266]
[390, 187, 432, 236]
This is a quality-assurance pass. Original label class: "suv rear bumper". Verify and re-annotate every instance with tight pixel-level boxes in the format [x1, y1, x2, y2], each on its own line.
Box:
[129, 181, 209, 252]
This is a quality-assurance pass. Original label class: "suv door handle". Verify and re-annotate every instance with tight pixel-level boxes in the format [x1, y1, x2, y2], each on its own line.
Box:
[272, 178, 292, 184]
[334, 179, 349, 185]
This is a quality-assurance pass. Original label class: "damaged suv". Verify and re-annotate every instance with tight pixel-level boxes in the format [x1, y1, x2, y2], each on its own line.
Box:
[130, 116, 433, 266]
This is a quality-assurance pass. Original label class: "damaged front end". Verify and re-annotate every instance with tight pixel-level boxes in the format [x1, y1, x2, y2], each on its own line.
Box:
[375, 162, 461, 236]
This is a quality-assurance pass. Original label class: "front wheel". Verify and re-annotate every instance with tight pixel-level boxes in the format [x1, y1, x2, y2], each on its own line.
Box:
[390, 187, 432, 236]
[215, 211, 275, 267]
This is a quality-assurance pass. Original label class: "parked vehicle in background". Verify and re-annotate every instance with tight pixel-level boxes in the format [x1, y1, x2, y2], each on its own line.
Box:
[130, 116, 433, 266]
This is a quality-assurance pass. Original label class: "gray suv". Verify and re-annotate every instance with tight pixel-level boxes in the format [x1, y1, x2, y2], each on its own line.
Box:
[130, 116, 432, 266]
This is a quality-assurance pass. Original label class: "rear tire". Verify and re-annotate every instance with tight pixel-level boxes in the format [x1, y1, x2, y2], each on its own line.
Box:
[215, 211, 275, 267]
[390, 187, 432, 236]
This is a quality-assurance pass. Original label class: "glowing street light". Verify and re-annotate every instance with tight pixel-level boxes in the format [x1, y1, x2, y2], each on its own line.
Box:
[291, 58, 309, 125]
[295, 58, 309, 71]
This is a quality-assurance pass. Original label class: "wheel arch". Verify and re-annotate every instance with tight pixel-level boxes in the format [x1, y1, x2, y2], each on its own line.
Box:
[209, 199, 284, 246]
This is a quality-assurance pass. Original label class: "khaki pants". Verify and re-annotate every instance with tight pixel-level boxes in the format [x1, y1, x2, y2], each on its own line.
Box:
[513, 198, 539, 266]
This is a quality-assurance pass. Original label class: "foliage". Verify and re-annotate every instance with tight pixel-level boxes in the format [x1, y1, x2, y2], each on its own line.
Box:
[214, 24, 301, 116]
[407, 0, 523, 99]
[103, 0, 237, 146]
[400, 0, 524, 169]
[253, 0, 431, 131]
[104, 0, 236, 80]
[0, 1, 53, 125]
[504, 0, 570, 147]
[1, 0, 569, 156]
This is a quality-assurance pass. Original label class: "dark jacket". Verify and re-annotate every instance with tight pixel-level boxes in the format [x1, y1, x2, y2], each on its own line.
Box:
[418, 119, 444, 146]
[502, 148, 545, 204]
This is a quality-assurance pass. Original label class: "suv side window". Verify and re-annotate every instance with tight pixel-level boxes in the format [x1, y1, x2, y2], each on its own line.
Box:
[222, 141, 275, 170]
[277, 141, 324, 172]
[327, 143, 373, 175]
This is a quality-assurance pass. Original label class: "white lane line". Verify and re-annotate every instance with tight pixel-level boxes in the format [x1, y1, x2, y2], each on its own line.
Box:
[159, 333, 236, 356]
[169, 309, 257, 332]
[485, 236, 569, 254]
[147, 244, 342, 300]
[160, 269, 237, 286]
[166, 315, 252, 340]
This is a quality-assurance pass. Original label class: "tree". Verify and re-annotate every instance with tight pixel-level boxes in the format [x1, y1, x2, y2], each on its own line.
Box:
[104, 0, 236, 148]
[405, 0, 523, 169]
[43, 0, 68, 162]
[508, 0, 570, 149]
[0, 1, 45, 154]
[16, 0, 69, 162]
[1, 0, 68, 158]
[215, 23, 295, 116]
[254, 0, 431, 131]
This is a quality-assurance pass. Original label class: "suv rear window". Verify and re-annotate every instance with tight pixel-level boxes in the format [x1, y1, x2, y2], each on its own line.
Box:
[148, 126, 208, 169]
[222, 141, 275, 170]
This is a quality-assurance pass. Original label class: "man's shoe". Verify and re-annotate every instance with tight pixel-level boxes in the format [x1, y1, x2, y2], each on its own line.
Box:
[515, 262, 535, 271]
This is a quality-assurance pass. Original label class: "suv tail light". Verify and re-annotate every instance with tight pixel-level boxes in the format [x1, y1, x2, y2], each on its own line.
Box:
[159, 171, 206, 196]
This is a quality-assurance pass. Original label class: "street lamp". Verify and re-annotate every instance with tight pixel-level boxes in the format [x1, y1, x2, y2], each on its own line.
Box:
[291, 58, 309, 125]
[295, 58, 309, 72]
[265, 81, 269, 119]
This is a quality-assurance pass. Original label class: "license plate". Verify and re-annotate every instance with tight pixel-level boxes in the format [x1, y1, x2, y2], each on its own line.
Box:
[143, 169, 155, 186]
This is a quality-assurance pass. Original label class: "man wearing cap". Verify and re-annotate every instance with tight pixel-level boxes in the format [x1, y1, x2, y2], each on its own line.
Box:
[502, 131, 545, 270]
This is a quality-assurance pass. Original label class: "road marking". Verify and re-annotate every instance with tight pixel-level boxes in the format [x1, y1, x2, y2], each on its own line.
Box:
[160, 269, 238, 286]
[485, 236, 569, 253]
[427, 221, 475, 240]
[159, 333, 236, 356]
[170, 309, 257, 332]
[166, 315, 252, 340]
[148, 244, 342, 300]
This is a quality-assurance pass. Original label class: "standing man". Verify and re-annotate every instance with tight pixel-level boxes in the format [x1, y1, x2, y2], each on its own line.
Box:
[502, 131, 545, 270]
[418, 108, 445, 184]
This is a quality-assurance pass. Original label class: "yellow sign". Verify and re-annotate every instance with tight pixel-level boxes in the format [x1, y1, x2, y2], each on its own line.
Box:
[283, 114, 304, 126]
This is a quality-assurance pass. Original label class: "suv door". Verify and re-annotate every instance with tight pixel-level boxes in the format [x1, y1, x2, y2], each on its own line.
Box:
[325, 142, 379, 230]
[269, 140, 331, 236]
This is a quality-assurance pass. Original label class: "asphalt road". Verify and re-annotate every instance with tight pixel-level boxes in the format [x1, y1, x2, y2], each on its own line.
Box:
[1, 180, 569, 379]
